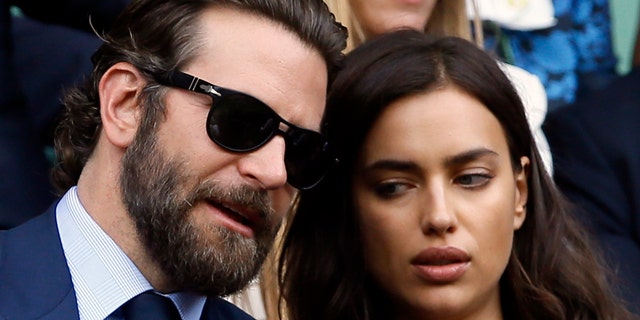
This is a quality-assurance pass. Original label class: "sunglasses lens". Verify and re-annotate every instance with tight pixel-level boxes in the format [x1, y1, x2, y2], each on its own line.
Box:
[207, 94, 277, 151]
[285, 129, 332, 189]
[205, 92, 331, 189]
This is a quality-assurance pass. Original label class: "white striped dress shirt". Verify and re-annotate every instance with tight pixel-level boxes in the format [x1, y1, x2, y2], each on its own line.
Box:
[56, 187, 207, 320]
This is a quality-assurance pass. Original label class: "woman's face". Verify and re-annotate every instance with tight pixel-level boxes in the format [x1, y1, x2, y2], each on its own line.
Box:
[353, 85, 529, 320]
[349, 0, 437, 38]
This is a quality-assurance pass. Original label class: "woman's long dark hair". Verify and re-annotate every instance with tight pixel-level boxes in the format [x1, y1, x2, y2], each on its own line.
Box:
[279, 30, 636, 320]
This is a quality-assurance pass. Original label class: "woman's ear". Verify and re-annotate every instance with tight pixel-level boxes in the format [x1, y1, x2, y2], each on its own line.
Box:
[99, 62, 146, 149]
[513, 156, 530, 230]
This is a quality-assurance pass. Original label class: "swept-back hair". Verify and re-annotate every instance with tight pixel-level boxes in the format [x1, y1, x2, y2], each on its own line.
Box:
[280, 30, 635, 320]
[52, 0, 347, 193]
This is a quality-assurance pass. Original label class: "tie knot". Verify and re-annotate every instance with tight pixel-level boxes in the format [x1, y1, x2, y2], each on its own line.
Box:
[122, 291, 181, 320]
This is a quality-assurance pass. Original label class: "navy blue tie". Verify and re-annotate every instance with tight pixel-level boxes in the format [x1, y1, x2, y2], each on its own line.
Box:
[122, 291, 181, 320]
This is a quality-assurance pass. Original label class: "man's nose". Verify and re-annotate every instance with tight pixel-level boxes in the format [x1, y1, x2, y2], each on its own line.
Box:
[236, 136, 288, 190]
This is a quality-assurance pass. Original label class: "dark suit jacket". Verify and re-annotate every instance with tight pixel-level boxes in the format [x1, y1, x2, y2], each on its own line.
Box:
[0, 204, 255, 319]
[543, 67, 640, 312]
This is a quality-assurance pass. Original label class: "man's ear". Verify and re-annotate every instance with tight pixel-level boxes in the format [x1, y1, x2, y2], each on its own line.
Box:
[99, 62, 146, 148]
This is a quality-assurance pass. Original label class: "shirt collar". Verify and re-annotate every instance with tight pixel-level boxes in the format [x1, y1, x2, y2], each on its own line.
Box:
[56, 187, 207, 320]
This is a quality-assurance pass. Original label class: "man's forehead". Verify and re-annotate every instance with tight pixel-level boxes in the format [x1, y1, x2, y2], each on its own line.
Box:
[186, 6, 328, 130]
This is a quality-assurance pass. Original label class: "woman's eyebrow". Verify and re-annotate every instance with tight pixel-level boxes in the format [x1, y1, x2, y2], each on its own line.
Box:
[361, 159, 421, 175]
[442, 148, 499, 167]
[360, 148, 499, 175]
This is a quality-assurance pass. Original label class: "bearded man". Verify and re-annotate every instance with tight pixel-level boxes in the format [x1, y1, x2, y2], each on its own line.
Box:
[0, 0, 346, 319]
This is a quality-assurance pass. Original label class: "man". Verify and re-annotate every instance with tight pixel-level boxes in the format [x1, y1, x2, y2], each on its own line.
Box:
[0, 0, 347, 319]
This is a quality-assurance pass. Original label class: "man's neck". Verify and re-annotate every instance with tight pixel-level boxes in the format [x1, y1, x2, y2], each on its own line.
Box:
[76, 155, 175, 292]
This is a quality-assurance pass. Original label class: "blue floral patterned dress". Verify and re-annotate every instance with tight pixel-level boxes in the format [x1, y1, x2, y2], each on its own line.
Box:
[484, 0, 618, 111]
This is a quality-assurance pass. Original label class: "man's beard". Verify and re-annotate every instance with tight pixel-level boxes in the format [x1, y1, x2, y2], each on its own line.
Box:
[119, 122, 281, 296]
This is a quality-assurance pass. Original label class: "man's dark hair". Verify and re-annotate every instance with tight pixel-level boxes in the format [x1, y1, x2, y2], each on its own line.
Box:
[52, 0, 347, 193]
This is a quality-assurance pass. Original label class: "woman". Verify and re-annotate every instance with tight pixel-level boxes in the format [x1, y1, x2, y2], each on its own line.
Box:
[324, 0, 552, 173]
[279, 31, 636, 320]
[255, 2, 546, 318]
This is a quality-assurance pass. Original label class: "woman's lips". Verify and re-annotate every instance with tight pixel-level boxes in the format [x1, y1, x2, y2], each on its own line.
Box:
[411, 246, 471, 283]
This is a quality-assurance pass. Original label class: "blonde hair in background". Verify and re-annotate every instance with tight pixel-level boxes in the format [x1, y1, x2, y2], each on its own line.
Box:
[259, 196, 300, 320]
[259, 222, 288, 320]
[324, 0, 472, 52]
[228, 195, 299, 320]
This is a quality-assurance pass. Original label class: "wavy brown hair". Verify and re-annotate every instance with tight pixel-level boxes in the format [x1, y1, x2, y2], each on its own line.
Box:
[279, 31, 637, 320]
[52, 0, 347, 194]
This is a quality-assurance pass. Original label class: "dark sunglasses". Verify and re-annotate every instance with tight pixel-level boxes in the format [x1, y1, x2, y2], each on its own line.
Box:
[154, 70, 334, 190]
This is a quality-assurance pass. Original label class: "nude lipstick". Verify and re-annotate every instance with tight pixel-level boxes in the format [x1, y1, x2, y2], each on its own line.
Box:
[411, 246, 471, 283]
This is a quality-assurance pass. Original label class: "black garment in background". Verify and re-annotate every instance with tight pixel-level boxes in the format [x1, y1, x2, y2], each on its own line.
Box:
[543, 67, 640, 314]
[0, 0, 128, 229]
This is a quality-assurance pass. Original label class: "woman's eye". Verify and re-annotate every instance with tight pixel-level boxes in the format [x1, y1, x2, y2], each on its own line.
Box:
[454, 173, 492, 188]
[373, 182, 410, 198]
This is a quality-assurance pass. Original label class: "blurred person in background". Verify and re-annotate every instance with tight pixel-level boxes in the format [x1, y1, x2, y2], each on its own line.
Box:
[0, 0, 129, 229]
[542, 5, 640, 314]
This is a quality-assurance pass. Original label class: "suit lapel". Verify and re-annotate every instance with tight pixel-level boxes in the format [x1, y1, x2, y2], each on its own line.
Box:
[0, 203, 259, 320]
[0, 202, 79, 319]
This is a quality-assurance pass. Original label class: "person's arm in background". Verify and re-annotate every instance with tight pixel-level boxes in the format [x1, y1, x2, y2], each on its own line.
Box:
[543, 70, 640, 313]
[634, 34, 640, 68]
[9, 0, 131, 131]
[0, 0, 131, 229]
[13, 0, 129, 33]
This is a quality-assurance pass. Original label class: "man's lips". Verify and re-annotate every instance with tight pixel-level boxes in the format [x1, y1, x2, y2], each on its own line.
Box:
[204, 199, 263, 238]
[411, 246, 471, 283]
